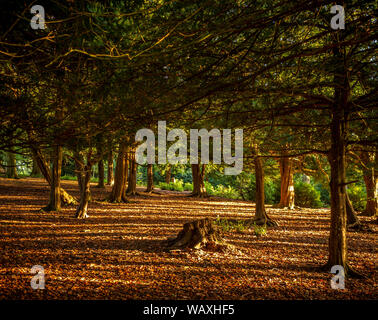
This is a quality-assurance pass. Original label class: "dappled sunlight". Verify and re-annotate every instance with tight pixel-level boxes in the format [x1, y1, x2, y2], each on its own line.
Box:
[0, 178, 376, 299]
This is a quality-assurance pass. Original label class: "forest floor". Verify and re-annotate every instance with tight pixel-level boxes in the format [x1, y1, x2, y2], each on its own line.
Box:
[0, 177, 376, 300]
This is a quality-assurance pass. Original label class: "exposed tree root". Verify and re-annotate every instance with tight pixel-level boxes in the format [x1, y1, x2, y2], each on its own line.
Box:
[320, 262, 366, 279]
[75, 209, 89, 219]
[347, 221, 373, 232]
[252, 217, 279, 227]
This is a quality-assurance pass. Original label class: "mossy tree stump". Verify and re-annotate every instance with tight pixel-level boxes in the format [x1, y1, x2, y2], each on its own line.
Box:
[167, 218, 225, 250]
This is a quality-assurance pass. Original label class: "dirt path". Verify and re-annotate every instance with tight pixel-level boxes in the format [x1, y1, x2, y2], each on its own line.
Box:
[0, 178, 376, 299]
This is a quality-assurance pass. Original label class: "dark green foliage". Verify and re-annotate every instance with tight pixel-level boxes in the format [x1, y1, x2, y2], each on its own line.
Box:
[294, 182, 323, 208]
[347, 184, 367, 212]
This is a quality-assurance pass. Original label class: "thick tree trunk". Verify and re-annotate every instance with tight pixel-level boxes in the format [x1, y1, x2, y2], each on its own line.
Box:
[32, 146, 77, 205]
[107, 152, 114, 186]
[165, 165, 171, 184]
[109, 144, 128, 202]
[146, 164, 154, 193]
[6, 152, 18, 179]
[76, 161, 91, 219]
[97, 160, 105, 188]
[326, 45, 356, 276]
[43, 145, 62, 212]
[278, 153, 295, 209]
[253, 146, 277, 227]
[126, 149, 138, 195]
[191, 164, 207, 197]
[360, 151, 377, 217]
[167, 218, 225, 250]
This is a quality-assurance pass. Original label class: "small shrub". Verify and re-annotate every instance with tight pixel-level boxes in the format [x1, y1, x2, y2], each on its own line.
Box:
[347, 184, 366, 212]
[214, 217, 251, 234]
[184, 182, 193, 191]
[294, 181, 323, 208]
[158, 180, 184, 192]
[171, 179, 184, 191]
[253, 223, 267, 237]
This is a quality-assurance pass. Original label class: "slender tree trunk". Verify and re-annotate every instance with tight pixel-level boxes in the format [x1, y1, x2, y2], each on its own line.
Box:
[278, 153, 295, 209]
[127, 148, 138, 195]
[109, 144, 128, 202]
[191, 164, 207, 197]
[6, 152, 18, 179]
[43, 145, 62, 212]
[76, 160, 92, 219]
[97, 160, 105, 188]
[360, 151, 377, 217]
[31, 146, 77, 205]
[165, 165, 171, 184]
[122, 152, 129, 199]
[253, 146, 277, 226]
[146, 164, 154, 193]
[30, 156, 41, 177]
[74, 151, 85, 194]
[362, 174, 377, 217]
[345, 191, 362, 229]
[107, 151, 114, 186]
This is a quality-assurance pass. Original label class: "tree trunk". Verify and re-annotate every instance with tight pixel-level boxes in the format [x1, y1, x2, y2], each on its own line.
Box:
[165, 165, 171, 184]
[43, 145, 62, 212]
[107, 152, 114, 186]
[126, 148, 138, 195]
[278, 153, 295, 209]
[109, 144, 128, 202]
[345, 192, 361, 228]
[326, 45, 355, 276]
[30, 156, 41, 177]
[146, 164, 154, 193]
[253, 146, 277, 227]
[167, 218, 225, 250]
[360, 151, 377, 217]
[6, 152, 18, 179]
[97, 160, 105, 188]
[191, 164, 207, 197]
[76, 161, 92, 219]
[122, 151, 129, 200]
[31, 146, 77, 205]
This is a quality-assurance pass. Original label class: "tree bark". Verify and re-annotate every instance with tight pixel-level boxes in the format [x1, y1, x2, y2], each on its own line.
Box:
[126, 148, 138, 195]
[76, 159, 92, 219]
[146, 164, 154, 193]
[97, 160, 105, 188]
[43, 145, 62, 212]
[31, 146, 77, 205]
[253, 146, 277, 227]
[191, 164, 207, 197]
[345, 191, 367, 231]
[109, 143, 128, 202]
[360, 151, 377, 217]
[30, 155, 41, 177]
[325, 45, 356, 276]
[278, 153, 295, 209]
[6, 152, 18, 179]
[165, 165, 171, 184]
[107, 151, 114, 186]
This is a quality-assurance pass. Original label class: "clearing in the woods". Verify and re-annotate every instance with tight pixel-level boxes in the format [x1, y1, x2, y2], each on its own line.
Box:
[0, 178, 376, 300]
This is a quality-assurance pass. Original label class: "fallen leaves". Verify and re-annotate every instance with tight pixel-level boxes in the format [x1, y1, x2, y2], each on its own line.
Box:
[0, 177, 376, 300]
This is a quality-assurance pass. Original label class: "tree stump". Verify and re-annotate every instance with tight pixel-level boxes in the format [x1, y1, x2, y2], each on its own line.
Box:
[167, 218, 225, 250]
